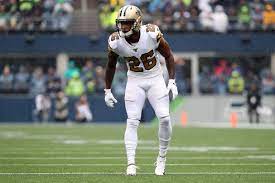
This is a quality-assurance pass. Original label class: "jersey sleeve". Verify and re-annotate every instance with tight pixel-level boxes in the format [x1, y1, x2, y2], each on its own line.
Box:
[108, 32, 120, 54]
[146, 24, 163, 48]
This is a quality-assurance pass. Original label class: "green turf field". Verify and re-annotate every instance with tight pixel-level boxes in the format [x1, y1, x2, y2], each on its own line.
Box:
[0, 123, 275, 183]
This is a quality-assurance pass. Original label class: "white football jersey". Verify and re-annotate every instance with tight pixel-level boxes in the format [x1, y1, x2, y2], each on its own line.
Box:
[108, 24, 163, 78]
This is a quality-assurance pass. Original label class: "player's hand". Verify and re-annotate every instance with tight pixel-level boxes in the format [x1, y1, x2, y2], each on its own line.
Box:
[167, 79, 178, 100]
[104, 89, 118, 108]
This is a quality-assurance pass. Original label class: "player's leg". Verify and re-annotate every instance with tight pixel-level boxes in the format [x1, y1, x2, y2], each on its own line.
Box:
[255, 108, 260, 123]
[248, 107, 253, 123]
[124, 78, 146, 175]
[147, 76, 171, 175]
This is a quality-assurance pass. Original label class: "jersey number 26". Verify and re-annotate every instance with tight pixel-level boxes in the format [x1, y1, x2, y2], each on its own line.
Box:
[124, 50, 157, 72]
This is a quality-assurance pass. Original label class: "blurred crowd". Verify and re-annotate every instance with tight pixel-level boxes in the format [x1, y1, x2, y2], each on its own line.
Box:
[199, 59, 275, 95]
[34, 91, 93, 123]
[0, 56, 274, 122]
[0, 0, 74, 32]
[99, 0, 275, 32]
[0, 59, 105, 123]
[1, 57, 274, 97]
[0, 58, 127, 97]
[1, 57, 273, 123]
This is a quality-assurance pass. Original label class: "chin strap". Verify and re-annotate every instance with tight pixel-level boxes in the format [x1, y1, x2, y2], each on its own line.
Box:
[119, 30, 133, 38]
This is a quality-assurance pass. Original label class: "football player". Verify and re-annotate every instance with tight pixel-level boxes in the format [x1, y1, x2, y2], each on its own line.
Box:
[104, 5, 178, 176]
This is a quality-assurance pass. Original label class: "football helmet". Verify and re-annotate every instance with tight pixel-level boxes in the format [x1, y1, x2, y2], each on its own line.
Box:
[116, 5, 142, 37]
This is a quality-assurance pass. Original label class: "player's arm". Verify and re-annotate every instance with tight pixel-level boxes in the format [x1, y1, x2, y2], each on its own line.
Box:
[157, 36, 178, 99]
[105, 48, 119, 89]
[157, 37, 175, 79]
[104, 47, 119, 108]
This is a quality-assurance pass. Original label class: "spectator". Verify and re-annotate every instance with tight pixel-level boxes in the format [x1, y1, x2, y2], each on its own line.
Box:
[30, 67, 46, 95]
[250, 0, 263, 11]
[0, 3, 8, 31]
[198, 0, 212, 12]
[199, 66, 214, 93]
[54, 90, 68, 122]
[212, 5, 228, 33]
[65, 71, 85, 97]
[0, 65, 14, 93]
[75, 94, 93, 123]
[32, 0, 43, 30]
[6, 0, 19, 30]
[246, 82, 261, 123]
[174, 57, 188, 95]
[34, 93, 51, 122]
[108, 6, 120, 29]
[148, 0, 164, 14]
[199, 6, 213, 31]
[112, 63, 126, 96]
[14, 65, 30, 93]
[182, 0, 193, 8]
[213, 73, 227, 94]
[99, 5, 113, 29]
[95, 66, 105, 94]
[262, 3, 275, 30]
[81, 60, 96, 95]
[171, 1, 186, 31]
[41, 0, 55, 30]
[214, 59, 231, 77]
[81, 60, 95, 83]
[64, 60, 79, 80]
[174, 14, 184, 31]
[262, 71, 275, 94]
[245, 71, 260, 91]
[46, 67, 62, 97]
[228, 71, 245, 94]
[86, 78, 96, 94]
[18, 0, 38, 30]
[231, 62, 242, 75]
[213, 60, 230, 94]
[53, 0, 74, 31]
[98, 0, 275, 32]
[0, 0, 74, 32]
[237, 3, 252, 30]
[250, 0, 263, 29]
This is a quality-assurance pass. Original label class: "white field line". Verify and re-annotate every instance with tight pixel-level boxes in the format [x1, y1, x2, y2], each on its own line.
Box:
[0, 151, 275, 155]
[0, 156, 274, 160]
[0, 163, 275, 167]
[1, 147, 275, 151]
[1, 172, 275, 175]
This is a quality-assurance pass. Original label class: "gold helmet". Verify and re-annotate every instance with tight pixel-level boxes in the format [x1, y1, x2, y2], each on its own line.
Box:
[116, 5, 142, 37]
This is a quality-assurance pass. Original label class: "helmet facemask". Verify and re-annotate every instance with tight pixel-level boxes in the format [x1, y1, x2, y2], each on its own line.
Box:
[116, 19, 135, 38]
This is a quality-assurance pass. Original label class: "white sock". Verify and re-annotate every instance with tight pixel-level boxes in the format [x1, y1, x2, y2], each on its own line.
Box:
[158, 116, 172, 157]
[124, 119, 140, 165]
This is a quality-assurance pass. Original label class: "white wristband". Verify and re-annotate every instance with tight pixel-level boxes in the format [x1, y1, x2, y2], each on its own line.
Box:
[104, 89, 111, 94]
[169, 79, 175, 83]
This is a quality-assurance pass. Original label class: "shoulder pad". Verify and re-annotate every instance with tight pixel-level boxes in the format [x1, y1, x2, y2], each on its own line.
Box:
[145, 24, 163, 44]
[108, 32, 120, 51]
